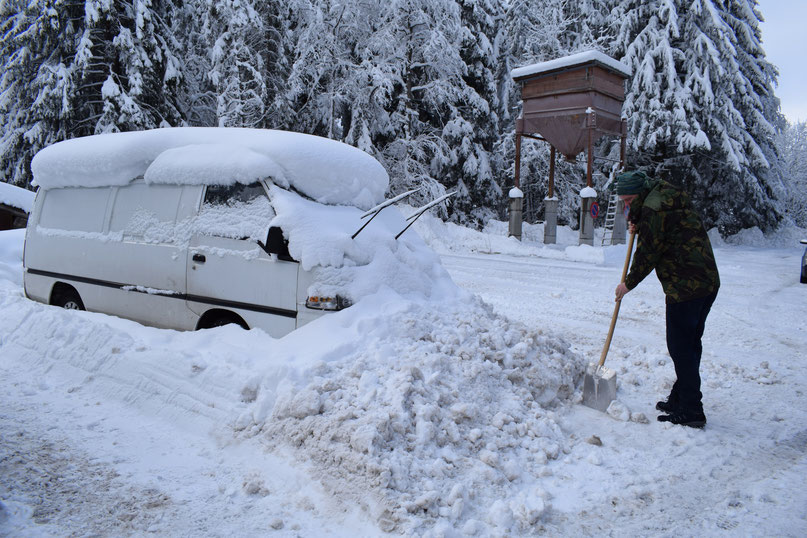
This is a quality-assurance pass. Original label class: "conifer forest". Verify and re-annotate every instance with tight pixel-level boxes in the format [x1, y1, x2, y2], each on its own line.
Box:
[2, 0, 806, 234]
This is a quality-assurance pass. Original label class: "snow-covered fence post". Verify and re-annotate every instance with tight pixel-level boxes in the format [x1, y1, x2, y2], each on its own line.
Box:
[509, 187, 524, 240]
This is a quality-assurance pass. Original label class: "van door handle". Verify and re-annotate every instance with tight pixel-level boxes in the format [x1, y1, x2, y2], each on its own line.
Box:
[192, 253, 206, 263]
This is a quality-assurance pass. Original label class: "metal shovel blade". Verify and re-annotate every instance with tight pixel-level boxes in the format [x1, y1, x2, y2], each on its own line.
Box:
[582, 363, 617, 412]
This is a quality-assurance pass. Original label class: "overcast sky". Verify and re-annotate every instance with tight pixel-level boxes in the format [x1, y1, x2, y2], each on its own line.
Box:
[757, 0, 807, 123]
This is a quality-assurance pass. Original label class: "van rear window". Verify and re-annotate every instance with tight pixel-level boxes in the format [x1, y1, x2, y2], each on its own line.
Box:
[39, 187, 110, 232]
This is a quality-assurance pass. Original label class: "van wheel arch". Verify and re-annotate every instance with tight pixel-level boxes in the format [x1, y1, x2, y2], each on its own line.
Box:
[196, 310, 249, 330]
[50, 283, 85, 311]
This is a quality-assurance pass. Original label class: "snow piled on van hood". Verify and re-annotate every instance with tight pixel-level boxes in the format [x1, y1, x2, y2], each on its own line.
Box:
[30, 128, 388, 210]
[268, 186, 460, 304]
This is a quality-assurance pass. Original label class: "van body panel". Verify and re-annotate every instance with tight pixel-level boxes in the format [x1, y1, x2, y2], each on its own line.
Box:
[185, 234, 300, 337]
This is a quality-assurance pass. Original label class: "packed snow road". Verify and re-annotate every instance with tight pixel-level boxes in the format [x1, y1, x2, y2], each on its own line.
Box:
[1, 224, 806, 536]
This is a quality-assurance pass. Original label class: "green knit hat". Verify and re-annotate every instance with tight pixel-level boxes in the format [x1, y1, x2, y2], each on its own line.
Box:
[615, 170, 651, 195]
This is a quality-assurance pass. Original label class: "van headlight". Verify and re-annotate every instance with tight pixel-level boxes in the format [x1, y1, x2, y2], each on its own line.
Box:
[305, 295, 351, 311]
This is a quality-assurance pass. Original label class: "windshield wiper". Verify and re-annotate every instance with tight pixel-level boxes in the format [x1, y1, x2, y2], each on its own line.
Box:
[395, 191, 457, 240]
[351, 188, 420, 239]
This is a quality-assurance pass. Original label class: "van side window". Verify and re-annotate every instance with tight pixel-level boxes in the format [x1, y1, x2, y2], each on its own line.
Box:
[109, 181, 184, 240]
[203, 183, 266, 207]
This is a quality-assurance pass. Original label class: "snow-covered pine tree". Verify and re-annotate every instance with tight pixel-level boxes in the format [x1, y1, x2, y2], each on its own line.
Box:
[778, 121, 807, 227]
[286, 0, 505, 217]
[610, 0, 784, 233]
[360, 0, 463, 209]
[205, 0, 268, 127]
[172, 0, 217, 126]
[440, 0, 504, 224]
[281, 0, 369, 139]
[0, 0, 184, 187]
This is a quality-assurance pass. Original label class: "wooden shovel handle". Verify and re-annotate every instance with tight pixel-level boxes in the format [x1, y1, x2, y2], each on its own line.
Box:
[598, 232, 636, 367]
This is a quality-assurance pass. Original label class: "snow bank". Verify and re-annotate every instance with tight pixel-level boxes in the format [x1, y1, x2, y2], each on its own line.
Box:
[238, 295, 583, 534]
[30, 128, 388, 210]
[722, 223, 807, 249]
[0, 229, 25, 285]
[0, 182, 35, 213]
[411, 212, 619, 265]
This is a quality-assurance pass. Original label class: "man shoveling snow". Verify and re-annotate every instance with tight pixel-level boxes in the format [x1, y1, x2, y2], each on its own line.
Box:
[613, 171, 720, 428]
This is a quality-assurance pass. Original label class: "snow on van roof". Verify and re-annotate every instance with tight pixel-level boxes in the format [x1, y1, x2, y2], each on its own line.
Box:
[30, 128, 389, 210]
[0, 181, 35, 213]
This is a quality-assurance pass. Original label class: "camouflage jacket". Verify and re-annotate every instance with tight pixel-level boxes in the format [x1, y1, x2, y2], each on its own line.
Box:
[625, 180, 720, 303]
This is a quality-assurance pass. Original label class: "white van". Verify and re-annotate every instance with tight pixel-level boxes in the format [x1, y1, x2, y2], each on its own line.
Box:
[23, 128, 390, 337]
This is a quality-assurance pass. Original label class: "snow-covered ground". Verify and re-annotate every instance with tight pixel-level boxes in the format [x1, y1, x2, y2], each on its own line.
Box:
[1, 216, 806, 537]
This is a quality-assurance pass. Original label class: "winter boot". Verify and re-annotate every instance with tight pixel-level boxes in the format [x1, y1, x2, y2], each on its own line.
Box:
[655, 400, 677, 413]
[655, 393, 680, 414]
[657, 410, 706, 429]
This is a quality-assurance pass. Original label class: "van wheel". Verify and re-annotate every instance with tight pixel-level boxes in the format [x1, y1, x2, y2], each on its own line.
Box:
[52, 287, 85, 311]
[198, 311, 248, 330]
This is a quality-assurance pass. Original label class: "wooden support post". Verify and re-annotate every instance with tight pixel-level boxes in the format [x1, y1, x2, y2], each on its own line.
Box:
[510, 132, 523, 239]
[620, 119, 627, 169]
[514, 133, 522, 189]
[548, 145, 555, 199]
[586, 111, 594, 188]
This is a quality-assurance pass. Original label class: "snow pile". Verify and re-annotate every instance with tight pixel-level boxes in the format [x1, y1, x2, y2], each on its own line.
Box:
[146, 143, 290, 189]
[722, 223, 807, 248]
[0, 229, 24, 285]
[30, 128, 388, 210]
[411, 211, 614, 265]
[0, 182, 35, 213]
[269, 188, 459, 302]
[240, 296, 583, 534]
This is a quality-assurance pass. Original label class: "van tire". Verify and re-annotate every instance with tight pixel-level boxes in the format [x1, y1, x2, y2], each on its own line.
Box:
[197, 310, 248, 330]
[51, 285, 85, 311]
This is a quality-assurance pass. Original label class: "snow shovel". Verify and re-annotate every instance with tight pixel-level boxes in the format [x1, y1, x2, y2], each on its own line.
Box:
[583, 232, 635, 412]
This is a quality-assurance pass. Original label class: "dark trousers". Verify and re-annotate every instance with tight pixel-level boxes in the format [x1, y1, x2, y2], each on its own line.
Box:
[665, 290, 718, 413]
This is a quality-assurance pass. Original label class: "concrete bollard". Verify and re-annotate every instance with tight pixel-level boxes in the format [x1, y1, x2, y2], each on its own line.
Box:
[544, 197, 558, 244]
[612, 198, 627, 244]
[508, 187, 523, 240]
[579, 187, 597, 246]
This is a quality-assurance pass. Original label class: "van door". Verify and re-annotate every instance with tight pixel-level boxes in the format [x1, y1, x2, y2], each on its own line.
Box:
[185, 183, 298, 337]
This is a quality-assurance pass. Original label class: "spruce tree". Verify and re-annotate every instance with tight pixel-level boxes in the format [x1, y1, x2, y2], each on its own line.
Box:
[0, 0, 183, 187]
[610, 0, 784, 233]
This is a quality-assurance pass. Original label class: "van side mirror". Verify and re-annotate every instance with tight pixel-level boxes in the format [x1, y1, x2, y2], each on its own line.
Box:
[260, 226, 294, 261]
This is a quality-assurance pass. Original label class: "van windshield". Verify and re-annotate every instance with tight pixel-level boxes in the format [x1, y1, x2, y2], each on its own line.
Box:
[203, 183, 267, 206]
[194, 182, 274, 242]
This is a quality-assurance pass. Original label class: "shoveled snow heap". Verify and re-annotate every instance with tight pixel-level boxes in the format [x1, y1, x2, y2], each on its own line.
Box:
[237, 297, 582, 534]
[30, 127, 388, 210]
